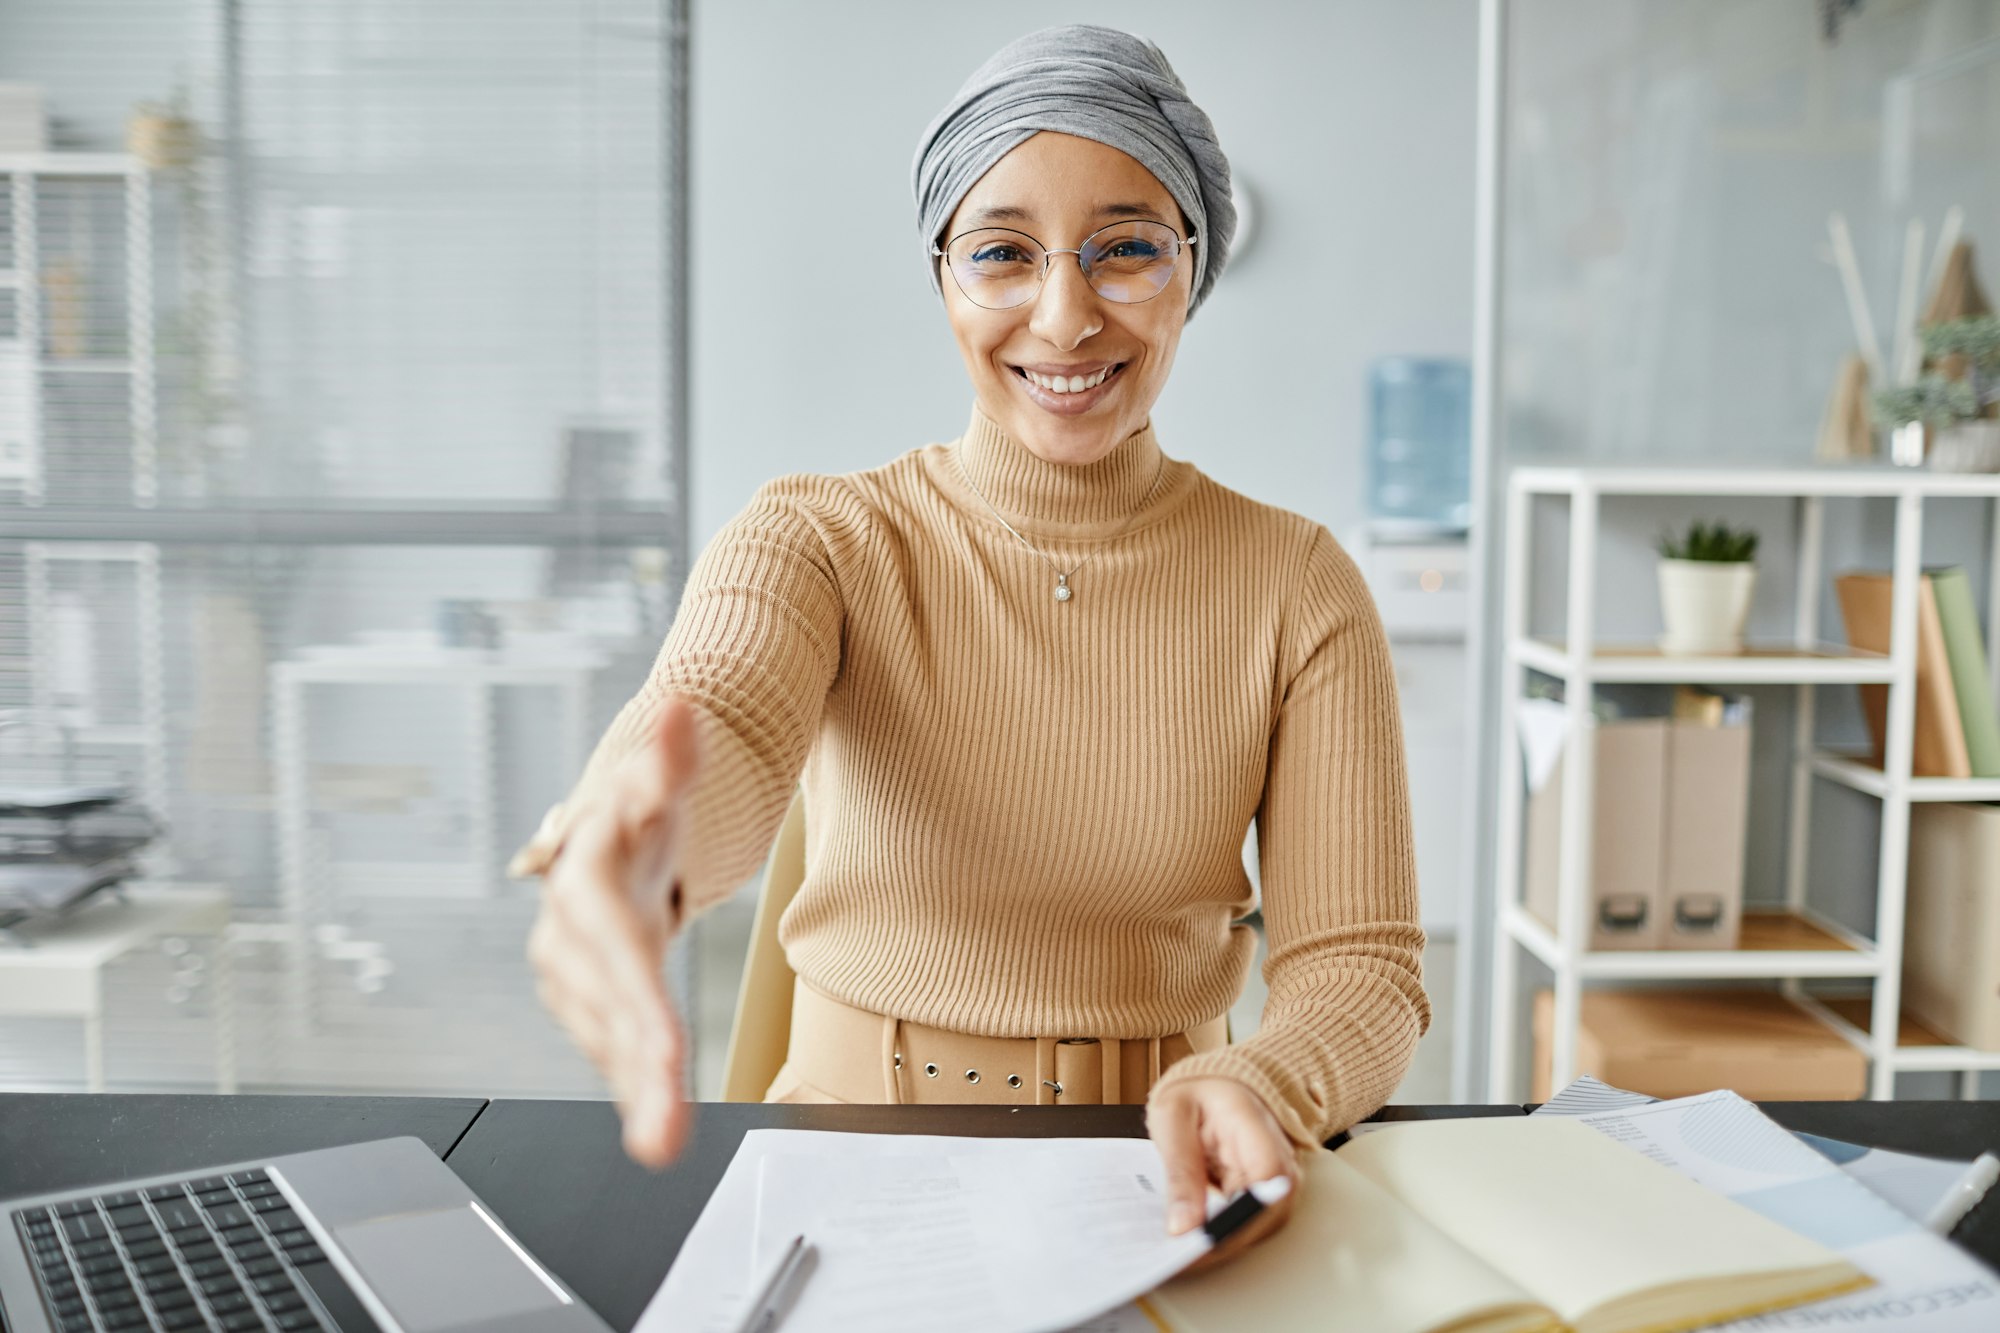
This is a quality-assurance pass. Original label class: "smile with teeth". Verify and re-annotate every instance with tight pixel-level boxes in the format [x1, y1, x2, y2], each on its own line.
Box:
[1015, 363, 1124, 394]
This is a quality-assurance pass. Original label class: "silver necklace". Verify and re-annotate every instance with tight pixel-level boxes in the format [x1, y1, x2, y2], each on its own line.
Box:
[950, 445, 1169, 604]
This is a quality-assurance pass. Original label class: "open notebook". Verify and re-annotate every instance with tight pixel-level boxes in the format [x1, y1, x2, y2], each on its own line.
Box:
[1143, 1117, 1867, 1333]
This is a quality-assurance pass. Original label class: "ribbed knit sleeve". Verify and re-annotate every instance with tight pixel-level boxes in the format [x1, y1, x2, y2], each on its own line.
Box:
[526, 474, 859, 913]
[1149, 526, 1432, 1149]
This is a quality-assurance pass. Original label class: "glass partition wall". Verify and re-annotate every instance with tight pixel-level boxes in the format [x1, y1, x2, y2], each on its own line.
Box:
[0, 0, 693, 1097]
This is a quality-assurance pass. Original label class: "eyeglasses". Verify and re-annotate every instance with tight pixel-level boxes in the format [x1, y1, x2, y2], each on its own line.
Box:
[932, 219, 1197, 310]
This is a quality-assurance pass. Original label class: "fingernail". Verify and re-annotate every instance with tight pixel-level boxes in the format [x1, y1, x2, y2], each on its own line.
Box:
[1169, 1203, 1201, 1235]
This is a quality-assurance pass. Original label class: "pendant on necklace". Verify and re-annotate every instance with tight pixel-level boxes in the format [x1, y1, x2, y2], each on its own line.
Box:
[1053, 573, 1073, 603]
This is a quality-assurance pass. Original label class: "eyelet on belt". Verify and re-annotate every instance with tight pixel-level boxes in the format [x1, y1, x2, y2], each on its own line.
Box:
[1042, 1079, 1063, 1098]
[964, 1069, 980, 1085]
[924, 1062, 939, 1078]
[1006, 1074, 1022, 1089]
[893, 1053, 902, 1070]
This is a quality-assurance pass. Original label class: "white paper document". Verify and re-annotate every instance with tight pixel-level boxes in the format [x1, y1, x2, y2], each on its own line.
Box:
[635, 1130, 1207, 1333]
[1567, 1091, 2000, 1330]
[1536, 1075, 2000, 1236]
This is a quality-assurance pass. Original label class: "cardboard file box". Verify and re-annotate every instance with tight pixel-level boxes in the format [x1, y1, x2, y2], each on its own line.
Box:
[1903, 802, 2000, 1051]
[1532, 989, 1867, 1102]
[1660, 721, 1752, 949]
[1524, 715, 1750, 950]
[1526, 720, 1668, 948]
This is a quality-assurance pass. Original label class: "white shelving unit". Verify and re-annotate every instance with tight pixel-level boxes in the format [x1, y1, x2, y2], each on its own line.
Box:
[1489, 465, 2000, 1102]
[1, 153, 168, 822]
[1, 152, 156, 505]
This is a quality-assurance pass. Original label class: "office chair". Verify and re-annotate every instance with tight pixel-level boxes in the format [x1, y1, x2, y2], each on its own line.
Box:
[719, 786, 807, 1102]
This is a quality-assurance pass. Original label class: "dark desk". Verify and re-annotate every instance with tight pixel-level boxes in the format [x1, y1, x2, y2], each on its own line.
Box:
[0, 1093, 485, 1201]
[4, 1096, 1998, 1333]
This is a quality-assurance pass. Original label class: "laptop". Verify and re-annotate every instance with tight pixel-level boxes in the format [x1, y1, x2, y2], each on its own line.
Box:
[0, 1137, 612, 1333]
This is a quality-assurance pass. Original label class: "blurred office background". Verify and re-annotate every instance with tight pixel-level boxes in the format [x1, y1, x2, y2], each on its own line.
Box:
[0, 0, 681, 1097]
[2, 0, 1995, 1105]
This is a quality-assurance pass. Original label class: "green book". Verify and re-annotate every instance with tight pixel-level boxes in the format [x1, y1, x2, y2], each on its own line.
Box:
[1927, 566, 2000, 778]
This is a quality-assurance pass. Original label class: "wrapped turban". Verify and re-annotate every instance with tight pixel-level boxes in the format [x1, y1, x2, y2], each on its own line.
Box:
[911, 24, 1236, 318]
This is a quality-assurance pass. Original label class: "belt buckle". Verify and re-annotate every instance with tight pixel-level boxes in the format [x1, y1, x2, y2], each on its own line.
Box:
[1051, 1037, 1106, 1105]
[1035, 1038, 1060, 1105]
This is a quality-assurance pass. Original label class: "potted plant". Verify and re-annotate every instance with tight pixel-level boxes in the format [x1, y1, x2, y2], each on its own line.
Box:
[1657, 521, 1759, 657]
[1874, 315, 2000, 472]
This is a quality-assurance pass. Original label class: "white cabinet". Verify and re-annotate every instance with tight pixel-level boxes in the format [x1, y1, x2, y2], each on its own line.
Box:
[1351, 533, 1471, 933]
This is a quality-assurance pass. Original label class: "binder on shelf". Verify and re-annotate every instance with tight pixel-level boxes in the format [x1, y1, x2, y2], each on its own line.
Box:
[1661, 713, 1752, 948]
[1523, 694, 1751, 952]
[1834, 571, 1972, 778]
[1903, 802, 2000, 1051]
[1525, 719, 1668, 950]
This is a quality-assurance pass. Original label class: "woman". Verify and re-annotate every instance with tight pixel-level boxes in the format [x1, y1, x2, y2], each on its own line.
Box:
[514, 23, 1430, 1256]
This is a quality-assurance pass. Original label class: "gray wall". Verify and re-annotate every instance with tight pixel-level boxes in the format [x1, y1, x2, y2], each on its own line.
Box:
[1498, 0, 2000, 469]
[688, 0, 1478, 549]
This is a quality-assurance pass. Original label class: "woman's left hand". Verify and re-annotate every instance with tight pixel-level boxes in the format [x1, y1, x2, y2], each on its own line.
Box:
[1145, 1076, 1302, 1271]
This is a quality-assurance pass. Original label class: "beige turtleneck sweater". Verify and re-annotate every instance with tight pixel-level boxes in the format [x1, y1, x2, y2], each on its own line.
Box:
[535, 406, 1430, 1148]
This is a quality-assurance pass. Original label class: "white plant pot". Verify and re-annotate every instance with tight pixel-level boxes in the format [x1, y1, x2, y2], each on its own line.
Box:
[1929, 420, 2000, 474]
[1657, 559, 1756, 657]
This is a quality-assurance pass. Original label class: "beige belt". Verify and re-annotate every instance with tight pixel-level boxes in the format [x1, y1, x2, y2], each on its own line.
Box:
[784, 977, 1227, 1106]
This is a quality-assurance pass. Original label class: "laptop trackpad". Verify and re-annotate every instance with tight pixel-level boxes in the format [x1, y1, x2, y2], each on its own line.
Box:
[335, 1204, 568, 1331]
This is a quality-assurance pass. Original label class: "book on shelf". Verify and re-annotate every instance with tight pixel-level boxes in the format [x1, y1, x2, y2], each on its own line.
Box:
[1834, 570, 1975, 778]
[1144, 1114, 1866, 1333]
[1928, 566, 2000, 778]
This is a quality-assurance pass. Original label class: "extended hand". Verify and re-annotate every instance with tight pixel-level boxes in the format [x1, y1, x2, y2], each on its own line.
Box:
[524, 699, 702, 1168]
[1146, 1075, 1301, 1272]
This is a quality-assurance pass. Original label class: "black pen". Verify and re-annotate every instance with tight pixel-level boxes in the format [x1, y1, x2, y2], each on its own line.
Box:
[1200, 1174, 1294, 1246]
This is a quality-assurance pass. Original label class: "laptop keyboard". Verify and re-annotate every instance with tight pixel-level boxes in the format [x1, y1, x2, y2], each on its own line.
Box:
[14, 1169, 336, 1332]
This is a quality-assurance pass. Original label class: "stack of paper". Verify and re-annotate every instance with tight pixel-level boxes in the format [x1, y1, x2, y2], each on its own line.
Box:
[1534, 1074, 2000, 1234]
[636, 1131, 1208, 1333]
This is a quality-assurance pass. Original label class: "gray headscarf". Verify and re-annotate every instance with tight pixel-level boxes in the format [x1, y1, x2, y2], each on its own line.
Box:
[911, 24, 1235, 318]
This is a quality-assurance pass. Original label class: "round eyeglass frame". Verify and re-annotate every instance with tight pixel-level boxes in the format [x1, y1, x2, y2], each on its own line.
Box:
[932, 220, 1198, 310]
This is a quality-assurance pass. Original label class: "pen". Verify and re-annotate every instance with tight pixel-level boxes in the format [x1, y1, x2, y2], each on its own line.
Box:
[728, 1232, 816, 1333]
[1925, 1152, 2000, 1236]
[1200, 1174, 1294, 1246]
